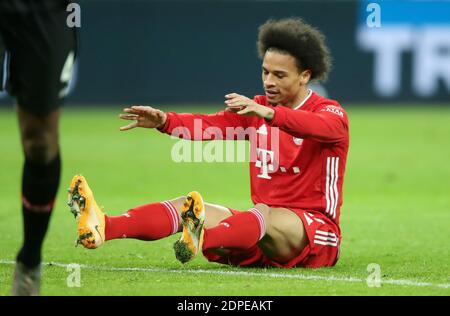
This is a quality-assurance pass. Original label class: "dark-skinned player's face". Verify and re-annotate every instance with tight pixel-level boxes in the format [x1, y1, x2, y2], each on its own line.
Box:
[262, 50, 311, 106]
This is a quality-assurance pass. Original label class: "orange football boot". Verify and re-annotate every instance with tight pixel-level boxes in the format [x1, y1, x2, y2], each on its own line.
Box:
[173, 191, 205, 263]
[67, 175, 105, 249]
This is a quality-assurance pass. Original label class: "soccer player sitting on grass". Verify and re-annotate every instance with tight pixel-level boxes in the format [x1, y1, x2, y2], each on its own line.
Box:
[68, 18, 349, 268]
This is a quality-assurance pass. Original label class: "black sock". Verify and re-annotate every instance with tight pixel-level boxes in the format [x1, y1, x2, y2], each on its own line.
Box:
[17, 153, 61, 268]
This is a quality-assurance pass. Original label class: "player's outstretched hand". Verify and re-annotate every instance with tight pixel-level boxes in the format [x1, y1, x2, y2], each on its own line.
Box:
[119, 106, 167, 131]
[224, 93, 274, 120]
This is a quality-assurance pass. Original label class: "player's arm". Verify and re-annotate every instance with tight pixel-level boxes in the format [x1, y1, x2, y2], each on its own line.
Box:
[225, 93, 348, 143]
[119, 105, 249, 140]
[265, 104, 348, 143]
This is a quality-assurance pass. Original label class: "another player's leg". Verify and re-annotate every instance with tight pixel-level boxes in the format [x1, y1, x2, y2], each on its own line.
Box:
[5, 4, 77, 295]
[13, 108, 61, 296]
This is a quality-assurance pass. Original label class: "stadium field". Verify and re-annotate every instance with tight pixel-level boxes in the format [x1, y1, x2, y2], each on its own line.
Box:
[0, 105, 449, 296]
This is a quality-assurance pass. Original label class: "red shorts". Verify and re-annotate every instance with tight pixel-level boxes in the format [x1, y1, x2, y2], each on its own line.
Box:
[202, 208, 341, 269]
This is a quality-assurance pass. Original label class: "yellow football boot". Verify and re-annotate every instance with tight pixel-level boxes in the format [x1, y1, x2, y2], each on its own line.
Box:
[67, 175, 105, 249]
[173, 191, 205, 263]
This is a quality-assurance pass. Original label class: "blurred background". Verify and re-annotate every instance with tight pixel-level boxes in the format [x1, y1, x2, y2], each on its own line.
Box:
[1, 0, 449, 106]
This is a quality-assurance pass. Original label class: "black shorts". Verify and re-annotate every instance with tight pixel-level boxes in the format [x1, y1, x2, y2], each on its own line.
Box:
[0, 1, 77, 116]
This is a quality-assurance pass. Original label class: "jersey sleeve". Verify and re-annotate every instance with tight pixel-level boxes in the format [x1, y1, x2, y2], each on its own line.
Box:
[267, 102, 349, 143]
[157, 110, 250, 141]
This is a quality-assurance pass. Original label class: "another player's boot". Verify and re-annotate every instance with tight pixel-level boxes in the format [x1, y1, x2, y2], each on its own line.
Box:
[67, 175, 105, 249]
[173, 191, 205, 263]
[11, 262, 41, 296]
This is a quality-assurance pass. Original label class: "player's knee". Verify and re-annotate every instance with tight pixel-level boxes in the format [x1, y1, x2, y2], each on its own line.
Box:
[254, 203, 270, 212]
[24, 139, 50, 163]
[22, 129, 58, 164]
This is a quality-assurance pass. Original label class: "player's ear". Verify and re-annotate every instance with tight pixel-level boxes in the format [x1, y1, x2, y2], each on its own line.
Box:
[299, 69, 312, 85]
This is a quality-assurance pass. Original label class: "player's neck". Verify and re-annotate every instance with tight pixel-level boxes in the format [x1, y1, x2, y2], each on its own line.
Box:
[282, 88, 309, 109]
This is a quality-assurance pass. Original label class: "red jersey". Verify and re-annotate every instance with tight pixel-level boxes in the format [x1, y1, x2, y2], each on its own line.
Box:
[158, 90, 349, 225]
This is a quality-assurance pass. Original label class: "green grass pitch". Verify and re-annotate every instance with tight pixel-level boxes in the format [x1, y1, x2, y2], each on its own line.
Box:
[0, 105, 449, 296]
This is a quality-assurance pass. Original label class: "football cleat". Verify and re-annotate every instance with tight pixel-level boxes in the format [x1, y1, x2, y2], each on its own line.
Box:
[68, 175, 105, 249]
[173, 191, 205, 264]
[11, 262, 41, 296]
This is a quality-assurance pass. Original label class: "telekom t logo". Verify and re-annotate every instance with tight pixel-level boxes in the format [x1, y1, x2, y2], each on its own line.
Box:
[254, 124, 279, 180]
[256, 148, 274, 179]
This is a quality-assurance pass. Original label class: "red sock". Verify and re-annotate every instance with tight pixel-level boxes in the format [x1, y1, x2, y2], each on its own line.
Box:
[202, 208, 266, 250]
[105, 201, 180, 241]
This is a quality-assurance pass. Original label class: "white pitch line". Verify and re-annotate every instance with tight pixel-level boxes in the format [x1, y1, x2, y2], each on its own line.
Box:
[0, 259, 448, 289]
